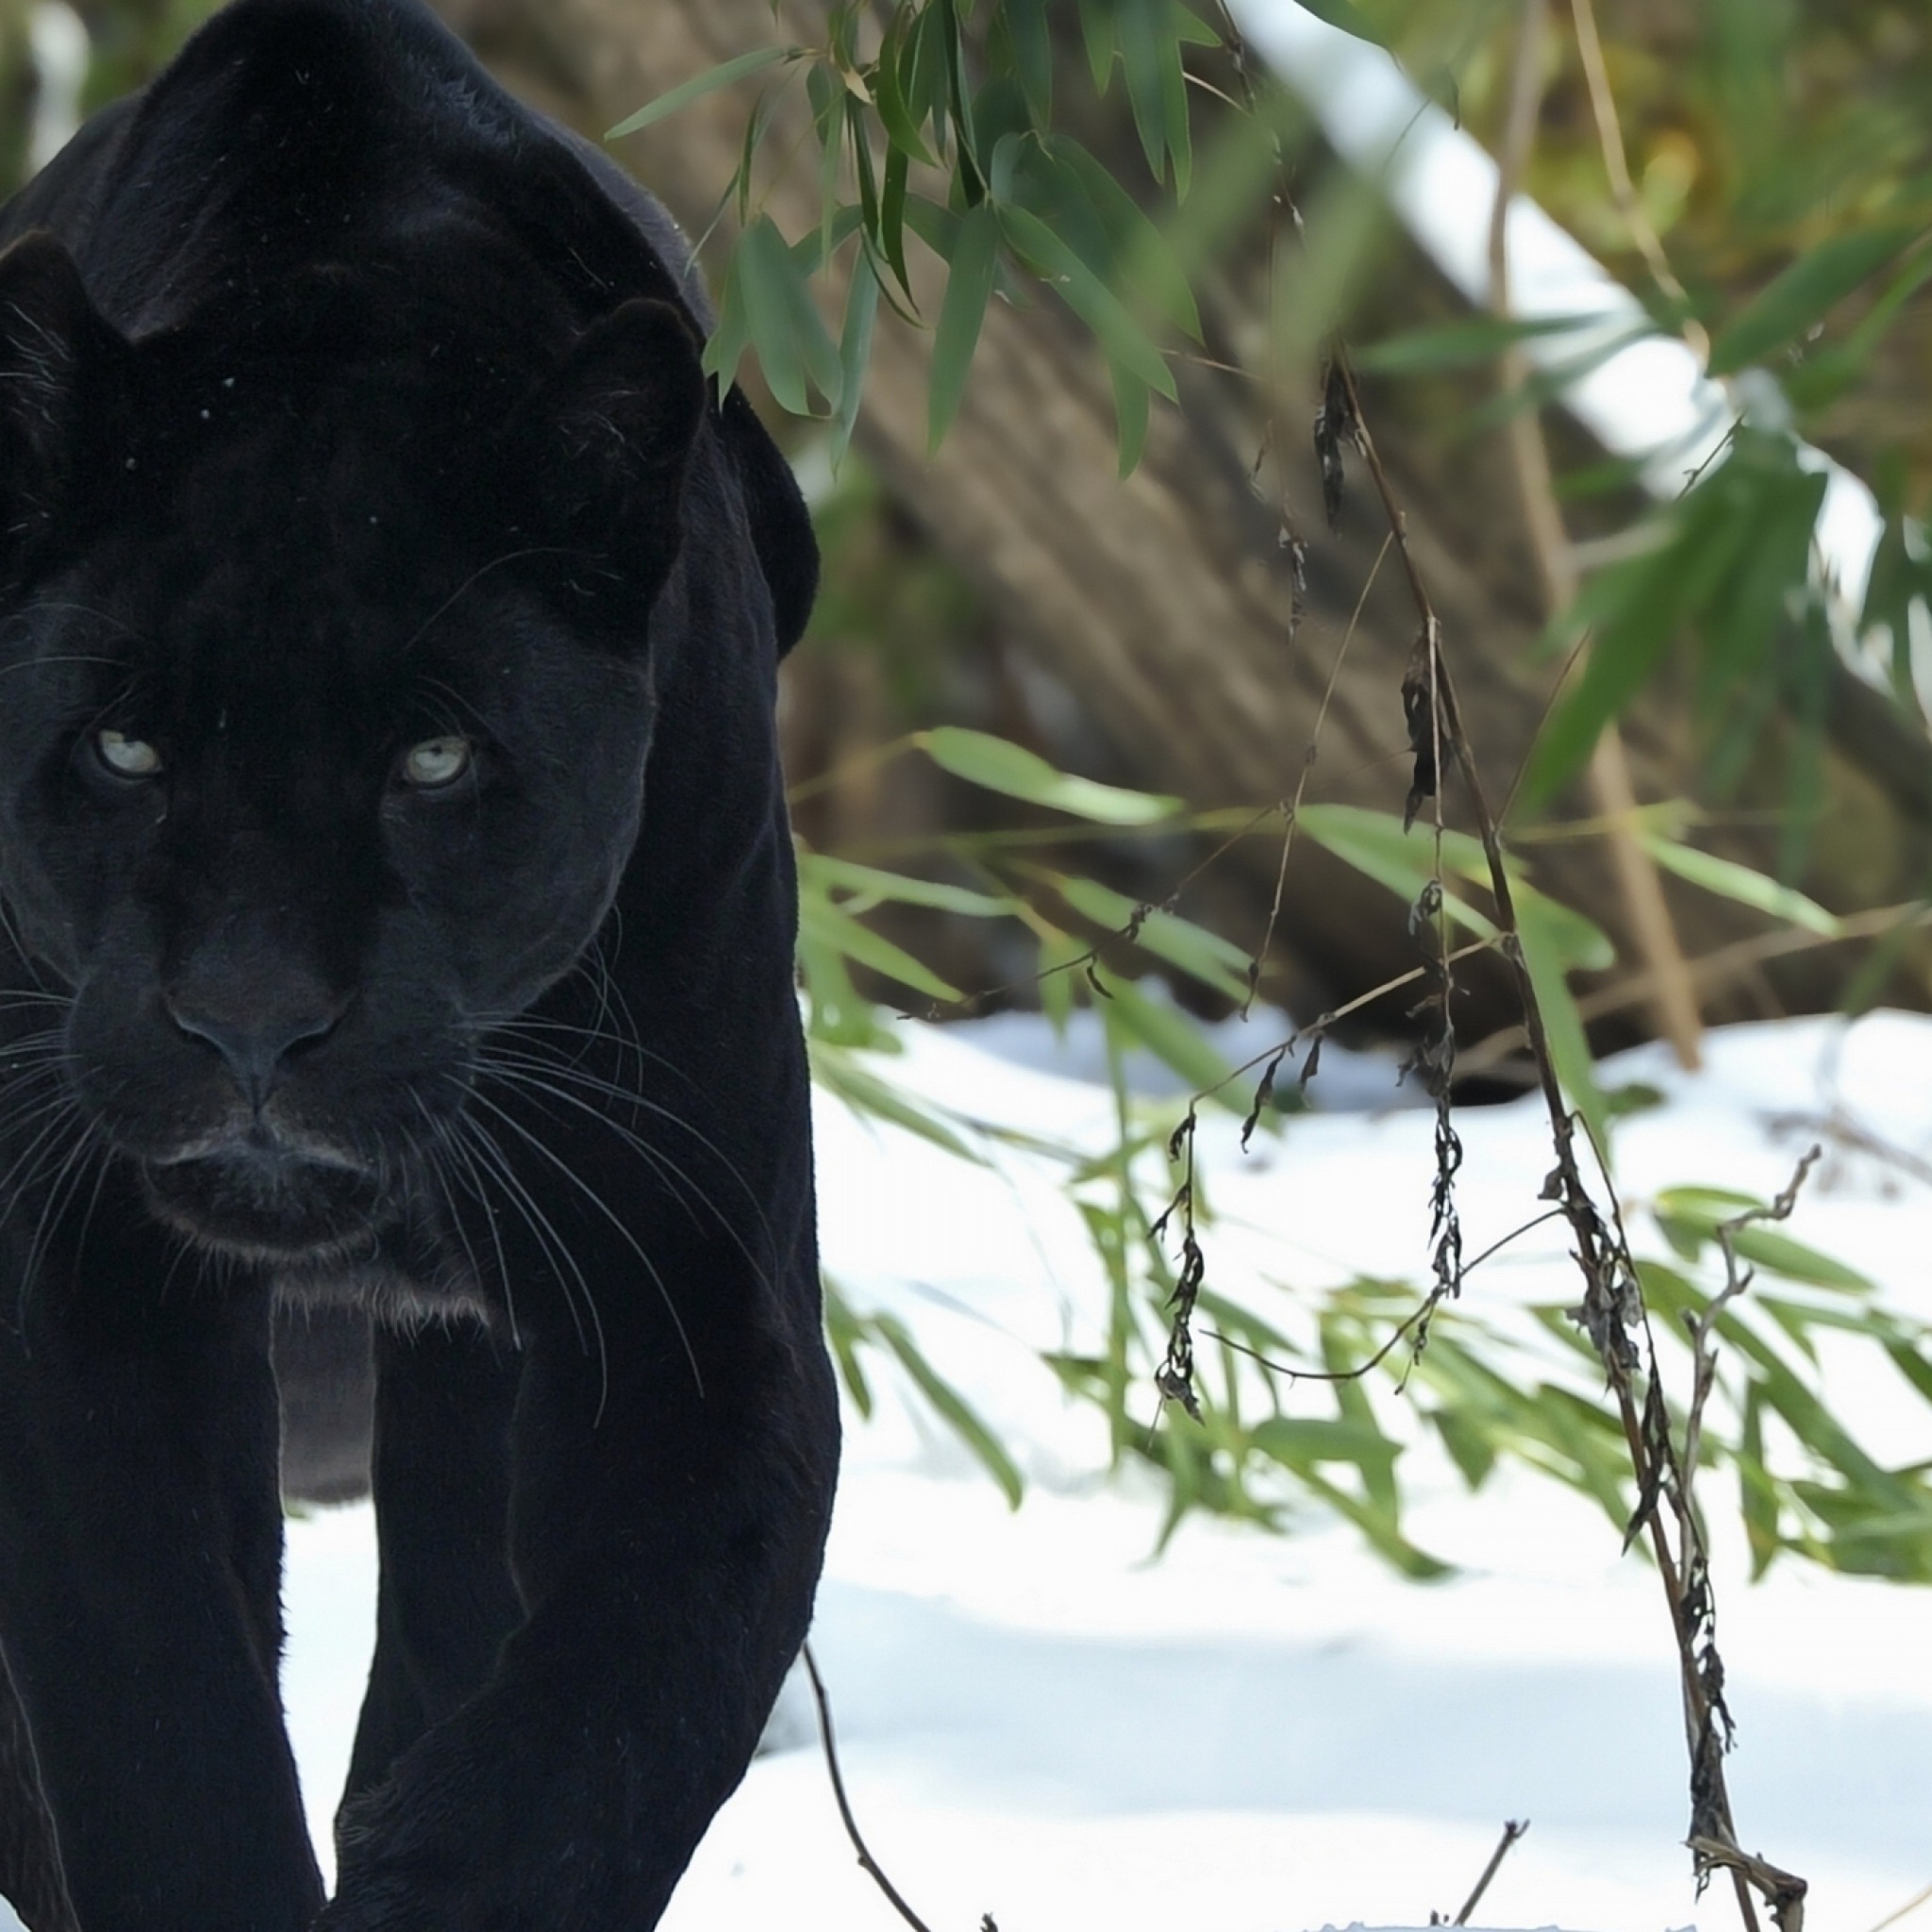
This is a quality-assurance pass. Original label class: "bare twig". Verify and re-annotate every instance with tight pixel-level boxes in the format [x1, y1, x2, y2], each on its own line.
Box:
[802, 1642, 943, 1932]
[1454, 1818, 1530, 1925]
[1325, 228, 1802, 1932]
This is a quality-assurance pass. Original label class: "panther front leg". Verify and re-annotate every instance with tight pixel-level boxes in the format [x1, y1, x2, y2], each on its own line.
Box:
[323, 1284, 838, 1930]
[323, 1090, 838, 1932]
[341, 1320, 523, 1812]
[0, 1180, 324, 1932]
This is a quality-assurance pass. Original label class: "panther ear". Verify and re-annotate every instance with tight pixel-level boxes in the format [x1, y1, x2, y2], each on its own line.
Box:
[513, 297, 707, 605]
[0, 232, 128, 577]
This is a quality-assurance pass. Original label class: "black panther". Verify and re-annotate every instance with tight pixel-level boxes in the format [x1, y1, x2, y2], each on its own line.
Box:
[0, 0, 839, 1924]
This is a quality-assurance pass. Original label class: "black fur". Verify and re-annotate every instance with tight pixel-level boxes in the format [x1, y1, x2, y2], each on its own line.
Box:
[0, 1, 839, 1925]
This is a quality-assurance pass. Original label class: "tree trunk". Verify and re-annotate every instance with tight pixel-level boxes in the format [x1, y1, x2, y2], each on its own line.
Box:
[439, 0, 1932, 1047]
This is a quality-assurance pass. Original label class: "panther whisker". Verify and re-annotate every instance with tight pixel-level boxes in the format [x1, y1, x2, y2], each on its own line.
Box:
[462, 1086, 707, 1412]
[475, 1043, 778, 1267]
[475, 1051, 774, 1298]
[409, 1090, 520, 1349]
[450, 1101, 601, 1393]
[485, 1010, 690, 1089]
[16, 1111, 101, 1330]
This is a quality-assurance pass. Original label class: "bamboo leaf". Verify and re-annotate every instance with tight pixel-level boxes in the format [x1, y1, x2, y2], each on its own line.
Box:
[797, 891, 962, 1001]
[1641, 835, 1840, 936]
[1354, 312, 1602, 374]
[1050, 872, 1254, 1000]
[802, 851, 1012, 917]
[1708, 223, 1923, 375]
[871, 1310, 1025, 1507]
[923, 726, 1181, 823]
[1037, 135, 1202, 340]
[928, 201, 1001, 453]
[830, 249, 879, 466]
[1097, 974, 1237, 1097]
[1514, 889, 1612, 1159]
[878, 145, 915, 303]
[1076, 0, 1116, 93]
[737, 214, 841, 416]
[1004, 0, 1053, 125]
[606, 44, 804, 139]
[1295, 804, 1498, 942]
[1522, 476, 1756, 807]
[821, 1277, 876, 1419]
[872, 8, 939, 165]
[994, 204, 1178, 399]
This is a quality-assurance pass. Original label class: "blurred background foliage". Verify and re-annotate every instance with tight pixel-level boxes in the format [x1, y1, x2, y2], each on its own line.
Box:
[8, 0, 1932, 1584]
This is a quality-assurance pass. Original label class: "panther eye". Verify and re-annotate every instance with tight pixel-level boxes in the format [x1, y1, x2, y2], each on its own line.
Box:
[95, 729, 163, 780]
[399, 735, 474, 790]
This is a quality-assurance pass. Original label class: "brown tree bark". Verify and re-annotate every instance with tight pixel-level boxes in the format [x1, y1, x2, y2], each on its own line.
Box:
[438, 0, 1932, 1046]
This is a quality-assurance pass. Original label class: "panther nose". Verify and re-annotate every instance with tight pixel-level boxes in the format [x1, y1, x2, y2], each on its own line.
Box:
[164, 994, 346, 1112]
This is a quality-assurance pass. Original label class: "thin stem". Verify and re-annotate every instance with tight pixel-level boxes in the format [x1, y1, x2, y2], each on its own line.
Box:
[802, 1643, 941, 1932]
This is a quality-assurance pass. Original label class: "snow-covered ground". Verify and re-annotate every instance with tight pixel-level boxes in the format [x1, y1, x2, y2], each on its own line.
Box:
[270, 1010, 1932, 1932]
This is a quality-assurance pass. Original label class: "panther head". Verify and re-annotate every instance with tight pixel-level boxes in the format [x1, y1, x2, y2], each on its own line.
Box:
[0, 230, 708, 1263]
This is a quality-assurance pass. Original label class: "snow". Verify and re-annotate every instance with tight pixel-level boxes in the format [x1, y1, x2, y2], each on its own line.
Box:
[259, 1010, 1932, 1932]
[0, 1010, 1923, 1931]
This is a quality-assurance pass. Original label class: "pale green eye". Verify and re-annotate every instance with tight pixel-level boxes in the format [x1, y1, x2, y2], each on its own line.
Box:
[400, 735, 473, 790]
[96, 729, 161, 779]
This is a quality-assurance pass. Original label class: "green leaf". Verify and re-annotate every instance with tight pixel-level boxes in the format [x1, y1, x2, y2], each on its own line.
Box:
[1707, 223, 1923, 375]
[605, 44, 805, 139]
[797, 891, 962, 1001]
[1651, 1188, 1874, 1291]
[1353, 312, 1601, 375]
[871, 1310, 1025, 1507]
[923, 726, 1181, 823]
[1050, 872, 1254, 1001]
[830, 249, 879, 467]
[872, 8, 939, 166]
[736, 214, 842, 417]
[1003, 0, 1053, 125]
[928, 201, 1001, 453]
[1116, 0, 1191, 195]
[1738, 1382, 1781, 1576]
[1250, 1413, 1401, 1474]
[1860, 506, 1932, 708]
[802, 852, 1012, 917]
[1035, 135, 1202, 341]
[1076, 0, 1116, 93]
[1432, 1407, 1499, 1491]
[1097, 972, 1237, 1097]
[1514, 890, 1612, 1159]
[1294, 804, 1498, 942]
[821, 1277, 875, 1419]
[701, 248, 755, 400]
[1641, 835, 1840, 936]
[1106, 368, 1147, 477]
[1521, 470, 1757, 806]
[994, 204, 1178, 399]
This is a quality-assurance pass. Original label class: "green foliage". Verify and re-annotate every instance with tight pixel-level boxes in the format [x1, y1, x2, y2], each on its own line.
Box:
[1522, 429, 1837, 816]
[609, 0, 1242, 475]
[792, 724, 1932, 1581]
